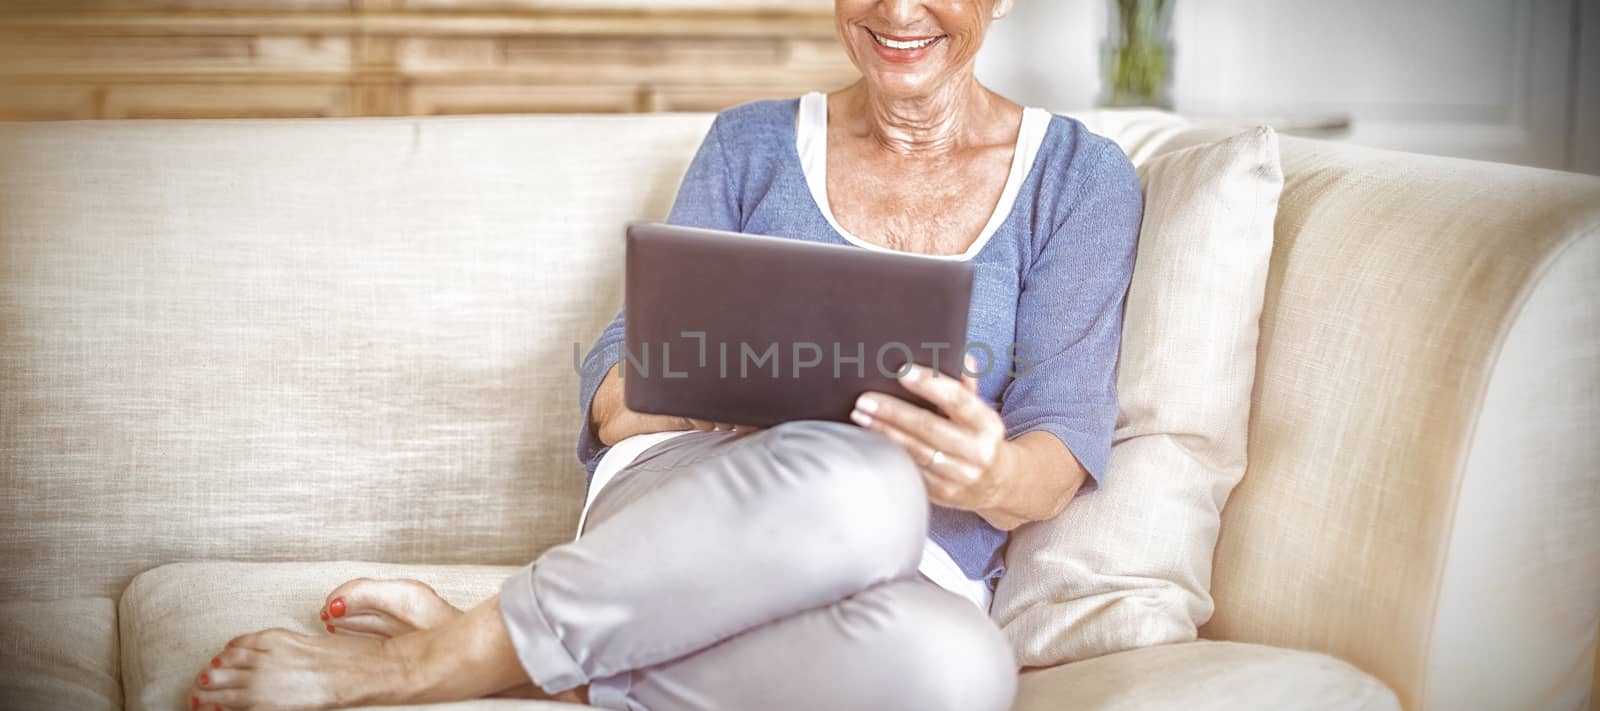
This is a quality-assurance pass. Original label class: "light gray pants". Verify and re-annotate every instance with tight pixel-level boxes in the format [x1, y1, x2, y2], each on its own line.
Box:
[498, 420, 1017, 711]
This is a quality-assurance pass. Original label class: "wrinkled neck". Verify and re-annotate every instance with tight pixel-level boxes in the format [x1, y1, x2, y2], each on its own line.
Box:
[849, 75, 993, 157]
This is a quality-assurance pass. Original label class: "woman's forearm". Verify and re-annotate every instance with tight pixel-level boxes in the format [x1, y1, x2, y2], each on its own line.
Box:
[975, 431, 1088, 531]
[589, 364, 692, 446]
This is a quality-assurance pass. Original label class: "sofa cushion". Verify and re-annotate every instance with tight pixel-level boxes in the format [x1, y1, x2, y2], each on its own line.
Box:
[1012, 641, 1399, 711]
[0, 597, 122, 711]
[992, 128, 1284, 665]
[0, 114, 718, 603]
[119, 561, 584, 711]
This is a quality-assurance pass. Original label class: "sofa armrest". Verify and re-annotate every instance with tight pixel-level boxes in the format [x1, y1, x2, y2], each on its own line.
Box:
[1012, 641, 1398, 711]
[1196, 137, 1600, 710]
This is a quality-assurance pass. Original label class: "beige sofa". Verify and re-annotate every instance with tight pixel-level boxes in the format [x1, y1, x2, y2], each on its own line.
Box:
[0, 110, 1595, 711]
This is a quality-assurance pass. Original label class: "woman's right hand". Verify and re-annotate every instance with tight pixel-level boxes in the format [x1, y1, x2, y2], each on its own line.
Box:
[681, 419, 756, 434]
[590, 364, 755, 445]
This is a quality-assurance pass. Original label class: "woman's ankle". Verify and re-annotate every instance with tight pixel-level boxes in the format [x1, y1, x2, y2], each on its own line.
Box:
[376, 596, 536, 703]
[374, 631, 444, 704]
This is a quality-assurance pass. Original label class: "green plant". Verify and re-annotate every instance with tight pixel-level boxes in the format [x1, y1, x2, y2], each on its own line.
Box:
[1104, 0, 1173, 107]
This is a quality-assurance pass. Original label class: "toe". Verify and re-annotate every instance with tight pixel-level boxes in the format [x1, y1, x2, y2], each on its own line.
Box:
[323, 577, 377, 618]
[214, 646, 258, 669]
[327, 578, 393, 618]
[227, 627, 293, 652]
[224, 632, 263, 652]
[327, 612, 412, 639]
[324, 577, 457, 631]
[198, 666, 250, 690]
[194, 686, 248, 710]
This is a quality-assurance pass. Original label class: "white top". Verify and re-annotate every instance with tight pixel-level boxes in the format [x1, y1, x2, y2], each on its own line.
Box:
[577, 94, 1053, 613]
[795, 91, 1054, 262]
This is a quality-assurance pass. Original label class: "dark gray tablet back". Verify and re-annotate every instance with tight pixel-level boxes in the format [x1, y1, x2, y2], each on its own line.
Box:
[623, 222, 974, 427]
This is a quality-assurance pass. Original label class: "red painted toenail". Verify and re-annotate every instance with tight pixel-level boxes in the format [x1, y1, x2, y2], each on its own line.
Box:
[225, 641, 234, 648]
[211, 656, 220, 668]
[326, 623, 336, 633]
[199, 672, 209, 686]
[320, 609, 329, 622]
[190, 694, 199, 709]
[329, 597, 346, 618]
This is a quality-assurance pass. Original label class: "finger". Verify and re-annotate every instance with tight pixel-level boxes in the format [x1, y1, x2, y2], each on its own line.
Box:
[852, 409, 983, 485]
[899, 365, 994, 429]
[856, 413, 935, 464]
[854, 391, 982, 464]
[961, 353, 980, 393]
[920, 470, 967, 509]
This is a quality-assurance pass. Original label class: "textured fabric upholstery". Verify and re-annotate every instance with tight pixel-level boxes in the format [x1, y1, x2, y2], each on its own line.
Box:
[0, 115, 712, 602]
[1424, 230, 1600, 710]
[118, 561, 541, 711]
[0, 598, 122, 711]
[993, 127, 1282, 664]
[1197, 140, 1600, 710]
[1011, 640, 1400, 711]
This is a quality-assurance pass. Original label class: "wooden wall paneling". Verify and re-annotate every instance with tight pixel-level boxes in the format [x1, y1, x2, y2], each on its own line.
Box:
[640, 85, 816, 113]
[0, 11, 849, 43]
[0, 84, 100, 121]
[0, 2, 861, 120]
[353, 33, 402, 116]
[0, 1, 351, 9]
[99, 84, 352, 119]
[399, 0, 834, 10]
[406, 83, 644, 115]
[0, 32, 352, 75]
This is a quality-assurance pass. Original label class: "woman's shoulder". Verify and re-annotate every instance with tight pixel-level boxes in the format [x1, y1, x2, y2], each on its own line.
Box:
[1037, 113, 1136, 182]
[1022, 113, 1142, 243]
[703, 97, 803, 152]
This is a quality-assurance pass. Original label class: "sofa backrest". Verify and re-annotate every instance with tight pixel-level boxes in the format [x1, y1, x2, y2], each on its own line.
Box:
[0, 108, 1198, 602]
[0, 114, 714, 600]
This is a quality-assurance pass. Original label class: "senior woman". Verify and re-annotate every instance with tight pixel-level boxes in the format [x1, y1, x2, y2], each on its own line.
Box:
[185, 0, 1141, 709]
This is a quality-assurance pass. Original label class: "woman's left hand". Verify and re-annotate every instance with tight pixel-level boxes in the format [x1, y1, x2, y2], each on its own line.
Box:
[850, 359, 1015, 514]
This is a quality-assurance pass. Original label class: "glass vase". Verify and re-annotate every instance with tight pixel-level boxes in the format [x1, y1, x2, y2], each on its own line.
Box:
[1100, 0, 1176, 109]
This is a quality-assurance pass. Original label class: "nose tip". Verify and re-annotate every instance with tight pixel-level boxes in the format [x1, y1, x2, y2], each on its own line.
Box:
[880, 0, 923, 25]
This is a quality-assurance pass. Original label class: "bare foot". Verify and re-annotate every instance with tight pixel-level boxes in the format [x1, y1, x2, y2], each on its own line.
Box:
[186, 629, 410, 710]
[313, 580, 585, 705]
[188, 600, 588, 710]
[317, 578, 463, 639]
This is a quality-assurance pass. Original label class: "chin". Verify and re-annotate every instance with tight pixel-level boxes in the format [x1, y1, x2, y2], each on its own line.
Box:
[863, 68, 948, 99]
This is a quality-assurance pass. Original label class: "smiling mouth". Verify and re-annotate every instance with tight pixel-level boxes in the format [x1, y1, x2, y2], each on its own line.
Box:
[867, 29, 946, 50]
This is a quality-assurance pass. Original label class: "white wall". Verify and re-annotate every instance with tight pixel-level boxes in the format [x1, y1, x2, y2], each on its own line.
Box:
[977, 0, 1595, 173]
[976, 0, 1103, 111]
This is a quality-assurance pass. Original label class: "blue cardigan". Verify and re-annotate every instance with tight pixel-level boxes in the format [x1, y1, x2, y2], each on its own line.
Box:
[576, 97, 1143, 584]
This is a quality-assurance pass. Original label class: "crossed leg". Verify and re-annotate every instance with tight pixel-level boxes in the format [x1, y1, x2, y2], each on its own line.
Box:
[185, 422, 1015, 710]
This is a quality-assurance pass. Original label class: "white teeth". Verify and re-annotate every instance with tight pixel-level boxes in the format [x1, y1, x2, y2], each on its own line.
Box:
[871, 31, 939, 50]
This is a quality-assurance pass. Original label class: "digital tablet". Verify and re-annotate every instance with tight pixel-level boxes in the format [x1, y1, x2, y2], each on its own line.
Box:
[623, 222, 974, 427]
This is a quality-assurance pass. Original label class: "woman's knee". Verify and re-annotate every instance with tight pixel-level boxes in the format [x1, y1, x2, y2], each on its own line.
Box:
[755, 420, 927, 556]
[876, 583, 1018, 711]
[759, 421, 922, 500]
